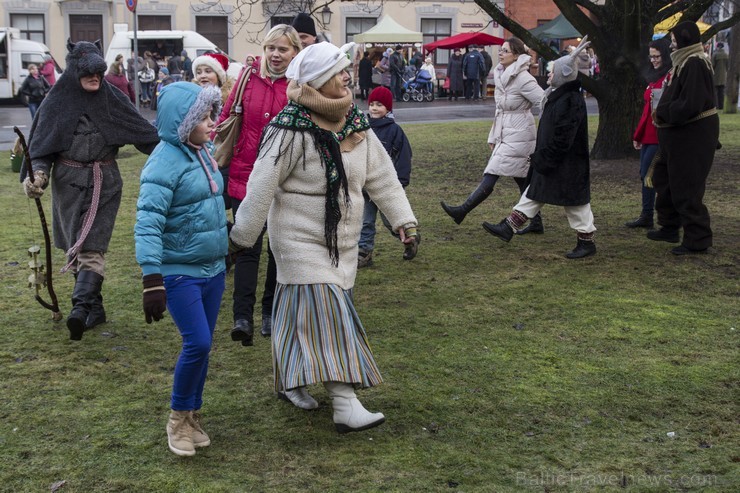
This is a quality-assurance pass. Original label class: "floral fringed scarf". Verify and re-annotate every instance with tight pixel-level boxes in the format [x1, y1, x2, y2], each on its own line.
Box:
[259, 101, 370, 266]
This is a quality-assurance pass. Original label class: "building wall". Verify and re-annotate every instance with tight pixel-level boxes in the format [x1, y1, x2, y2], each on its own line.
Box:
[0, 0, 504, 70]
[504, 0, 561, 32]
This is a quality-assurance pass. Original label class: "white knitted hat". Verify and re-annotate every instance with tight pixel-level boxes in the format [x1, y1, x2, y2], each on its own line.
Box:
[286, 42, 355, 89]
[191, 54, 227, 86]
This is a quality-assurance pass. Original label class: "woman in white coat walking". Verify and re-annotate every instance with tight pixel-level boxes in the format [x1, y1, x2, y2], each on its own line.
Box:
[441, 37, 544, 233]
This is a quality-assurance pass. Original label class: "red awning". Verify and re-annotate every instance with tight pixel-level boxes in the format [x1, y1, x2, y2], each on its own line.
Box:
[424, 32, 505, 52]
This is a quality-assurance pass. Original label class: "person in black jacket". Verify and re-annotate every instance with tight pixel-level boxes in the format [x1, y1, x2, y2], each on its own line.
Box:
[20, 64, 50, 118]
[482, 37, 597, 259]
[358, 51, 373, 100]
[650, 21, 719, 255]
[358, 87, 415, 267]
[462, 46, 485, 100]
[389, 44, 406, 102]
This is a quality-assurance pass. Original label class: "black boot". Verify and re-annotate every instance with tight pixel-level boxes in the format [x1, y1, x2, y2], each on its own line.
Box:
[440, 175, 496, 225]
[625, 213, 654, 228]
[566, 234, 596, 259]
[516, 213, 544, 235]
[85, 283, 107, 330]
[647, 227, 679, 243]
[67, 271, 103, 341]
[231, 319, 254, 346]
[482, 219, 514, 242]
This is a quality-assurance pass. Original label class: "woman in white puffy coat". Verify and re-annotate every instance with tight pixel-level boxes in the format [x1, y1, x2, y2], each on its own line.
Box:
[441, 37, 545, 233]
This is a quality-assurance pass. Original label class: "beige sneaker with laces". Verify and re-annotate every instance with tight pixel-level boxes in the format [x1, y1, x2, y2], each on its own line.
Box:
[166, 410, 195, 456]
[190, 411, 211, 448]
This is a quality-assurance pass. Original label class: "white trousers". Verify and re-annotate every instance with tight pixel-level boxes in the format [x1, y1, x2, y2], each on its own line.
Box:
[514, 186, 596, 234]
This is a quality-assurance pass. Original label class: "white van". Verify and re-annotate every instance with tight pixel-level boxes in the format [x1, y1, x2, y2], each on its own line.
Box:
[106, 24, 242, 79]
[0, 27, 62, 101]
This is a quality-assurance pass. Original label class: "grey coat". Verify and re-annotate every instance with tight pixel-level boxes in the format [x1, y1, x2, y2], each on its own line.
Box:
[33, 115, 154, 253]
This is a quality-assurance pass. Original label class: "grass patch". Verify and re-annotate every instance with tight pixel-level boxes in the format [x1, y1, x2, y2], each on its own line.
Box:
[0, 114, 737, 492]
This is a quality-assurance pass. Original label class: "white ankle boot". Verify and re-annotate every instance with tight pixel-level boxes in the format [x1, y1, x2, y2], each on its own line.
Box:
[279, 387, 319, 410]
[324, 382, 385, 433]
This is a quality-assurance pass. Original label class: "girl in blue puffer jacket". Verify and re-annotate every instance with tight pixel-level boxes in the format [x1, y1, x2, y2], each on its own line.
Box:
[134, 82, 227, 457]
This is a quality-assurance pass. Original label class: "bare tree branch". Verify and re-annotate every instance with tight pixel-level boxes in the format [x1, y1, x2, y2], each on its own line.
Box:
[703, 11, 740, 41]
[475, 2, 556, 60]
[571, 0, 604, 17]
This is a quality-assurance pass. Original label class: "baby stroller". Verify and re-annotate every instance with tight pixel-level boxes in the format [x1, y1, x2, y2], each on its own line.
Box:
[402, 68, 434, 102]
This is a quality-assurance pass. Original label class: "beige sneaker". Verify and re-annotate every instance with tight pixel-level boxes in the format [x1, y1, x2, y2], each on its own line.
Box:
[166, 410, 195, 456]
[190, 411, 211, 448]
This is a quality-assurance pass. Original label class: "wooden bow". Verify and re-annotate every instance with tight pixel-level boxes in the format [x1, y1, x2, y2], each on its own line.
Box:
[14, 126, 63, 321]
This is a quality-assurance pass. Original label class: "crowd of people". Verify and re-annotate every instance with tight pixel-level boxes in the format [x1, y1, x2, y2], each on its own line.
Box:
[19, 16, 724, 456]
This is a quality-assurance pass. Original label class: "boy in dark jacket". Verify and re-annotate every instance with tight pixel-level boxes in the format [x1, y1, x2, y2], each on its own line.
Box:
[358, 86, 416, 267]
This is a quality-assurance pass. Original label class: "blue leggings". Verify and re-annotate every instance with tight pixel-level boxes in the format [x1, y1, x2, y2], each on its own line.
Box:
[164, 272, 225, 411]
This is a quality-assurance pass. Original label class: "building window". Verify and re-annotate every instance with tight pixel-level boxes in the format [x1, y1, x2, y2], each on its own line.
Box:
[346, 17, 376, 43]
[272, 16, 294, 28]
[196, 16, 229, 53]
[10, 14, 45, 43]
[138, 16, 172, 31]
[421, 18, 451, 65]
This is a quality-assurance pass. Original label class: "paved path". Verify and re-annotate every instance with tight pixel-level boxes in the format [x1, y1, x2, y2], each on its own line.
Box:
[1, 96, 599, 151]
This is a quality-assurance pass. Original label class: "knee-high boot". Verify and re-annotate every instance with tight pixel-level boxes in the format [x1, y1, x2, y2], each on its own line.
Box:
[85, 276, 106, 330]
[67, 270, 104, 341]
[440, 174, 497, 225]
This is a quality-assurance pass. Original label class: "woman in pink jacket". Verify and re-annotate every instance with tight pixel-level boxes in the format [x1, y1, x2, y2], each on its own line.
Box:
[215, 24, 301, 350]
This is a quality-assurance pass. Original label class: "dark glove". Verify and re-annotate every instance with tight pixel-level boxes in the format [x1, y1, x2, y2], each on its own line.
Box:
[142, 273, 167, 324]
[227, 237, 250, 267]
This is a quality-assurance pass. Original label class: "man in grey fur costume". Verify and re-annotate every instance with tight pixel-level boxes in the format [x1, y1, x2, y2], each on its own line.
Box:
[22, 39, 159, 341]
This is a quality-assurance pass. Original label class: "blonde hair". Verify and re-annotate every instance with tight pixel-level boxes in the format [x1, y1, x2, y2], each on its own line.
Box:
[260, 24, 301, 76]
[107, 61, 122, 76]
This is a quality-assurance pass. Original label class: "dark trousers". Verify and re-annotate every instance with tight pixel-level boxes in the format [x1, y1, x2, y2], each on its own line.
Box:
[655, 116, 719, 250]
[359, 84, 371, 100]
[715, 85, 725, 110]
[390, 72, 403, 101]
[638, 144, 658, 214]
[464, 78, 480, 99]
[231, 198, 277, 323]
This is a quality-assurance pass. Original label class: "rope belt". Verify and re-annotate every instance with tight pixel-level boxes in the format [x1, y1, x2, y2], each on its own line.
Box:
[58, 158, 115, 273]
[654, 108, 718, 128]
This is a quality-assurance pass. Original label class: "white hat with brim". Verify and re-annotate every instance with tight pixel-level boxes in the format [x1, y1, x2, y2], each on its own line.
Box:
[286, 42, 355, 89]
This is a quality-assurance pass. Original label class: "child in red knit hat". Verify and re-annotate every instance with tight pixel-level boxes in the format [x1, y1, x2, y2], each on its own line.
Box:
[358, 86, 417, 267]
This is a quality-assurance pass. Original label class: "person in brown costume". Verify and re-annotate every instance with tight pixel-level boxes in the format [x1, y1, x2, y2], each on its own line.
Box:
[650, 21, 719, 255]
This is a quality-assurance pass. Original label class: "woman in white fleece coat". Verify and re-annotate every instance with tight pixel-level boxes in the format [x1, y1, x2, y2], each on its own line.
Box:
[230, 42, 418, 434]
[441, 37, 544, 232]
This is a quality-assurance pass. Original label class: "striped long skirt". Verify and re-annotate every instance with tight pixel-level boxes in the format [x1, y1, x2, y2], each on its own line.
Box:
[272, 283, 383, 391]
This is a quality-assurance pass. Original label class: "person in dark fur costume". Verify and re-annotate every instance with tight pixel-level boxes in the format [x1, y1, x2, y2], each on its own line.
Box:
[22, 39, 159, 341]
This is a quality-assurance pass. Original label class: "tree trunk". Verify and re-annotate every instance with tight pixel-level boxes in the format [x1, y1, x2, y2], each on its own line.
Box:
[725, 22, 740, 114]
[590, 64, 644, 159]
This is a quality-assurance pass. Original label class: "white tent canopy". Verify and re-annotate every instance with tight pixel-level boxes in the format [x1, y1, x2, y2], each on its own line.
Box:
[353, 15, 423, 44]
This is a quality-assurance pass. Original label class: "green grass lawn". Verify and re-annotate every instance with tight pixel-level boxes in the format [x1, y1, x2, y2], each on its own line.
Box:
[0, 115, 737, 492]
